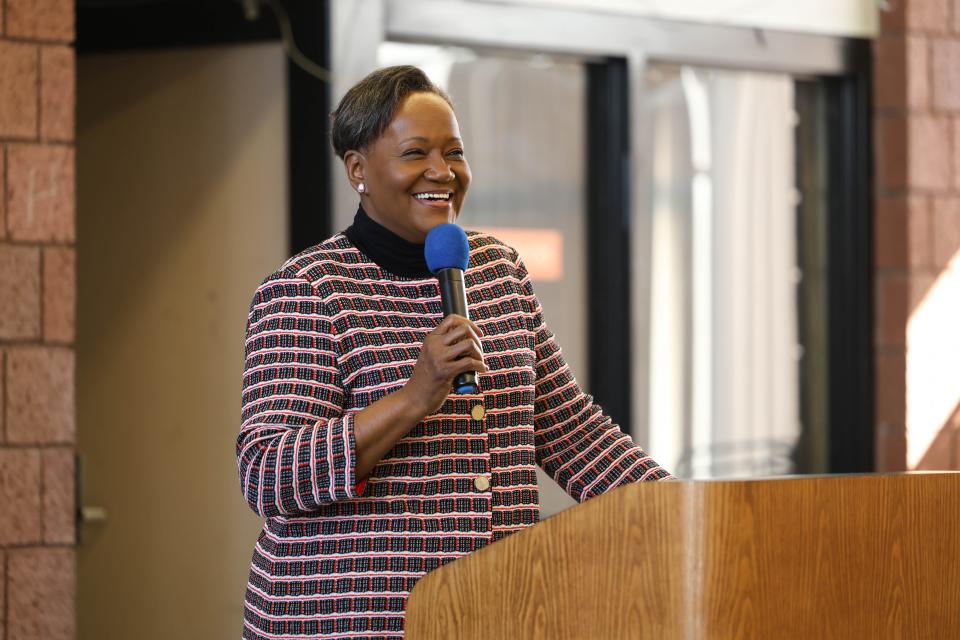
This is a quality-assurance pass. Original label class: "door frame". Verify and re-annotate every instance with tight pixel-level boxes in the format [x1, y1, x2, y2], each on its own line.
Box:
[331, 0, 868, 460]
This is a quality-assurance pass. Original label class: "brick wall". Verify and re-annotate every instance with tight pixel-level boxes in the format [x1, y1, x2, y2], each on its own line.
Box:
[0, 1, 77, 639]
[874, 0, 960, 471]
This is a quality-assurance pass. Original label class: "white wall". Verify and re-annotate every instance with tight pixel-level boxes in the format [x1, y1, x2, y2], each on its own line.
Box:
[474, 0, 879, 37]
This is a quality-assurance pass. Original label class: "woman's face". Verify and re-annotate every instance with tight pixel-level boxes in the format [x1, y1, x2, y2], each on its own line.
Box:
[346, 91, 472, 243]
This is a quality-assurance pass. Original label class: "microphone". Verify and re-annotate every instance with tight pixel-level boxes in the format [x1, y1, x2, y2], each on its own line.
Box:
[424, 223, 478, 394]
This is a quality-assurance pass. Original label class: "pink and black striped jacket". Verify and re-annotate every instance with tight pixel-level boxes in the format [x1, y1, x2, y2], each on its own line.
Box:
[237, 231, 670, 639]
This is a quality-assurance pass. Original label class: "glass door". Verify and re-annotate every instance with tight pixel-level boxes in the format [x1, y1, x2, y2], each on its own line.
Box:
[634, 63, 830, 478]
[331, 0, 861, 485]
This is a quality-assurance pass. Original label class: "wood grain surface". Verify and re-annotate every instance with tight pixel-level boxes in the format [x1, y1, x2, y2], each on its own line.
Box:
[404, 473, 960, 639]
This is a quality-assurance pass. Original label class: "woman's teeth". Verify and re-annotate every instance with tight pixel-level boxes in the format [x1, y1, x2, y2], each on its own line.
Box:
[414, 193, 451, 201]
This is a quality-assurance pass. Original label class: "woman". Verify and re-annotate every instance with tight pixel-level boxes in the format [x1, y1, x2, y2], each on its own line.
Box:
[237, 65, 670, 639]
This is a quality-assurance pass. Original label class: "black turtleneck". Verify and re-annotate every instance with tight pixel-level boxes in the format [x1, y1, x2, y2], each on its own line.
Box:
[343, 206, 432, 278]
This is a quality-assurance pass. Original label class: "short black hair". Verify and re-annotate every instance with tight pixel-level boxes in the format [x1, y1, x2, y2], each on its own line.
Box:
[330, 65, 454, 159]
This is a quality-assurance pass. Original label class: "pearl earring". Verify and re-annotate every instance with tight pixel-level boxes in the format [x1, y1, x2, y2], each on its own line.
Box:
[357, 183, 366, 194]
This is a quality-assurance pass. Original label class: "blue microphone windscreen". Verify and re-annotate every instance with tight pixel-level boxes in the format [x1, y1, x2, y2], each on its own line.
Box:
[424, 224, 470, 273]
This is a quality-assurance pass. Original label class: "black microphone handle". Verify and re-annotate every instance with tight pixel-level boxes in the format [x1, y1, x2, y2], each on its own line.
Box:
[436, 268, 479, 394]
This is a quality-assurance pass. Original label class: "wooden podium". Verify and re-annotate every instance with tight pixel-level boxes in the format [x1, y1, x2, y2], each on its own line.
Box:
[405, 473, 960, 639]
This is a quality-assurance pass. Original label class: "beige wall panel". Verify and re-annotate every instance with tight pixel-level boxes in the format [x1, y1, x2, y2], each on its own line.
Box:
[77, 43, 287, 639]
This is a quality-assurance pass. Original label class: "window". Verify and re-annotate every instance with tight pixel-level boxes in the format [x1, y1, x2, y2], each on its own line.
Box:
[635, 64, 831, 478]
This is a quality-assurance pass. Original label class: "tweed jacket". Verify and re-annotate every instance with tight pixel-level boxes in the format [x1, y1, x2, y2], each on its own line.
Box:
[237, 230, 671, 639]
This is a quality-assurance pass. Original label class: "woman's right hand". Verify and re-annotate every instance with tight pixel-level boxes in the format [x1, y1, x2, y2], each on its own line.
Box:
[403, 314, 488, 417]
[352, 314, 487, 480]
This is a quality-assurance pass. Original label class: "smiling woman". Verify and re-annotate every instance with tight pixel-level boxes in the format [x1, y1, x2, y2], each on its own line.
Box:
[235, 65, 672, 640]
[330, 68, 469, 236]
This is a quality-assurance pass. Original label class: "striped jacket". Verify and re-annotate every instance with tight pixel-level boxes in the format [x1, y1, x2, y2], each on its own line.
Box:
[238, 231, 671, 639]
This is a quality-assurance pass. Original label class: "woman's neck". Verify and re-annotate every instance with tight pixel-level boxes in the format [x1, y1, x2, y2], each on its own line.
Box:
[343, 205, 432, 278]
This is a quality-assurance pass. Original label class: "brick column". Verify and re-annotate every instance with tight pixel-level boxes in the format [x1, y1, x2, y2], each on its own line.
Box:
[874, 0, 960, 471]
[0, 1, 77, 639]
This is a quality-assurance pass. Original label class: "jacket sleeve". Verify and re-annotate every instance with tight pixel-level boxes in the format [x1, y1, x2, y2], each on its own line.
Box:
[236, 273, 358, 518]
[513, 254, 673, 502]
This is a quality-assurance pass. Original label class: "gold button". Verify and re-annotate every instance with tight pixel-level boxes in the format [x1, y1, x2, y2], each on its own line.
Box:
[474, 475, 491, 491]
[471, 405, 486, 421]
